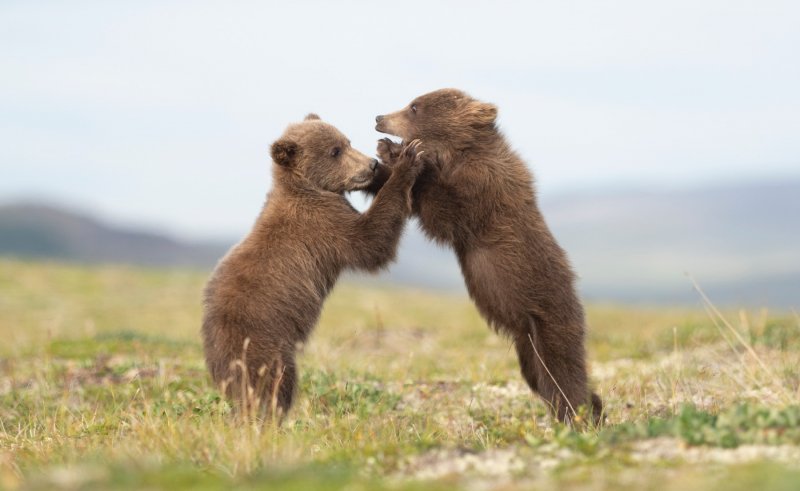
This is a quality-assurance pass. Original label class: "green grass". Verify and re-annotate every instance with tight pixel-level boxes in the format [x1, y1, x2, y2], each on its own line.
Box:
[1, 258, 799, 490]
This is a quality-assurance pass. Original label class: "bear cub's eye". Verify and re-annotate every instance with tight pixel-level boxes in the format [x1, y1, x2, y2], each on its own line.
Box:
[331, 147, 341, 157]
[410, 104, 418, 114]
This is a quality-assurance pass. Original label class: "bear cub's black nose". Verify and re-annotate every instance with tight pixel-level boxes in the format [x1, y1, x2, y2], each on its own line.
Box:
[370, 159, 379, 171]
[375, 115, 384, 123]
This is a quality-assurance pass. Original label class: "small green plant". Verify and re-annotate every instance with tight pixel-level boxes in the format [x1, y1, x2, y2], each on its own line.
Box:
[302, 369, 401, 417]
[602, 404, 800, 449]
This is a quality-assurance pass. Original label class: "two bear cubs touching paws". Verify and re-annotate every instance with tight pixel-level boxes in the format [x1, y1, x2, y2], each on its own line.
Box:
[202, 89, 603, 425]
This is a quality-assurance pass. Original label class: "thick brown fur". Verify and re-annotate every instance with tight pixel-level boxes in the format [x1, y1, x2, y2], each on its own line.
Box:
[369, 89, 602, 423]
[202, 114, 423, 420]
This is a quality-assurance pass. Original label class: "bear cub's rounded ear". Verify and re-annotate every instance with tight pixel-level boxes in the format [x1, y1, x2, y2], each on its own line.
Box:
[469, 102, 498, 127]
[271, 138, 298, 167]
[304, 113, 321, 121]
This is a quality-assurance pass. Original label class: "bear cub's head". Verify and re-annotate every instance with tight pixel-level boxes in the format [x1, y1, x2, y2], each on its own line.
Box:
[271, 114, 379, 194]
[375, 88, 497, 146]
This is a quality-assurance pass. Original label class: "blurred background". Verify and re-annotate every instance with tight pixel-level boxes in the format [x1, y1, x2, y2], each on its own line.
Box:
[1, 1, 798, 307]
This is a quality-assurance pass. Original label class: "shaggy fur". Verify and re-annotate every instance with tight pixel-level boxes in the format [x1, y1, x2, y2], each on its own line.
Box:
[202, 114, 423, 418]
[369, 89, 602, 423]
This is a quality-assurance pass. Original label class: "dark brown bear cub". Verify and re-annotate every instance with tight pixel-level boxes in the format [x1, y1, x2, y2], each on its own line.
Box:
[202, 114, 423, 419]
[370, 90, 602, 423]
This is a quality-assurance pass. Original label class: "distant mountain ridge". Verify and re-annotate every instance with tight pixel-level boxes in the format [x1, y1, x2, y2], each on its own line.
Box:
[0, 203, 229, 269]
[542, 180, 800, 307]
[366, 178, 800, 307]
[1, 178, 798, 307]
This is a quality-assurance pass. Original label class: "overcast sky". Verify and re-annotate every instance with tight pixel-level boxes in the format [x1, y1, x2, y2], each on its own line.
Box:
[2, 1, 799, 240]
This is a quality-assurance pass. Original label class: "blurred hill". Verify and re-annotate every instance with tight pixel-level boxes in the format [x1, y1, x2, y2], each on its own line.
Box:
[544, 180, 800, 307]
[381, 179, 800, 307]
[1, 179, 798, 307]
[0, 203, 229, 269]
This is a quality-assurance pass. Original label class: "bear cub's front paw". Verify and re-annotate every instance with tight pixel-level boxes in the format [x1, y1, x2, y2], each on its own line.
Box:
[376, 137, 403, 166]
[394, 139, 424, 180]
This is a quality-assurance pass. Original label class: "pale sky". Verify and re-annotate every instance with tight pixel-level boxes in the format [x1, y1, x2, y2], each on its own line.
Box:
[2, 1, 799, 240]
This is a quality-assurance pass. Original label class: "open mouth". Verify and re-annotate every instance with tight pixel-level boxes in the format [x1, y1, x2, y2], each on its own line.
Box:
[349, 175, 374, 189]
[376, 125, 403, 139]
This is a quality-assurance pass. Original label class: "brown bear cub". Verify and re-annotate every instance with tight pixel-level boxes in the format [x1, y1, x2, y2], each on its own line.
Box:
[370, 89, 602, 423]
[202, 114, 423, 419]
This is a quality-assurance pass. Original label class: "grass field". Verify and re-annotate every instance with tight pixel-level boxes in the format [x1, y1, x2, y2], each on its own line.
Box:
[1, 258, 800, 490]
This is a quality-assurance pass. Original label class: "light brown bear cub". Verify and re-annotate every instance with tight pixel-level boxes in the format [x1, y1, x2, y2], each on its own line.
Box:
[370, 89, 602, 423]
[202, 114, 422, 418]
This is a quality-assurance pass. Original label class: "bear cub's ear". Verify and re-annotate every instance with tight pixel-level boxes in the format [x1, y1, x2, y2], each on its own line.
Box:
[271, 138, 299, 167]
[304, 113, 321, 121]
[469, 102, 498, 128]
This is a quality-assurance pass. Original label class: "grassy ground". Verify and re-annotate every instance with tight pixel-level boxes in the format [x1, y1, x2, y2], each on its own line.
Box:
[1, 258, 799, 490]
